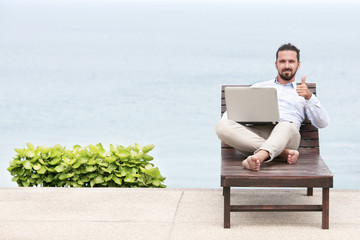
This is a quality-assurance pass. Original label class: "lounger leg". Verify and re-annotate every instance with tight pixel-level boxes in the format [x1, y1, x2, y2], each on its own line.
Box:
[322, 188, 330, 229]
[224, 187, 231, 228]
[307, 187, 313, 196]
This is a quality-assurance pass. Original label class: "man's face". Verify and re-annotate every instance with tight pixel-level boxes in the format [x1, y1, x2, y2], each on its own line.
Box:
[275, 50, 300, 81]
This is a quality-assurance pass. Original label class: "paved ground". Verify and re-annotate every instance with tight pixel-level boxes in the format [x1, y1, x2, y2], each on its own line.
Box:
[0, 188, 359, 240]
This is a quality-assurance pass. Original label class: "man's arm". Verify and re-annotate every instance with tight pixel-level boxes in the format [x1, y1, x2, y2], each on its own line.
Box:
[297, 76, 329, 128]
[305, 95, 329, 129]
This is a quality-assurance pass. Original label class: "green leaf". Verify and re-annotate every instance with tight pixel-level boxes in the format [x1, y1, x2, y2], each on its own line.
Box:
[130, 151, 141, 160]
[105, 155, 117, 163]
[80, 175, 90, 183]
[31, 174, 40, 179]
[23, 160, 32, 170]
[12, 176, 19, 182]
[143, 144, 155, 153]
[124, 175, 136, 183]
[77, 179, 85, 186]
[38, 145, 51, 154]
[37, 166, 47, 174]
[54, 164, 67, 173]
[43, 174, 54, 183]
[134, 143, 142, 152]
[96, 143, 105, 154]
[59, 173, 74, 180]
[99, 167, 108, 174]
[29, 156, 40, 163]
[116, 149, 130, 159]
[110, 144, 116, 153]
[22, 179, 30, 187]
[104, 174, 113, 182]
[53, 144, 64, 151]
[62, 157, 72, 165]
[94, 175, 104, 184]
[112, 175, 122, 185]
[107, 162, 118, 172]
[7, 166, 16, 174]
[87, 172, 98, 179]
[72, 161, 81, 169]
[88, 145, 99, 154]
[26, 143, 35, 150]
[96, 158, 108, 167]
[33, 163, 41, 171]
[9, 159, 22, 167]
[14, 148, 25, 155]
[86, 165, 97, 172]
[38, 158, 46, 164]
[87, 158, 97, 165]
[145, 164, 153, 170]
[78, 156, 90, 164]
[24, 149, 35, 158]
[146, 167, 162, 179]
[142, 155, 154, 161]
[73, 145, 82, 151]
[45, 166, 56, 173]
[152, 179, 161, 187]
[90, 179, 95, 187]
[49, 157, 61, 165]
[116, 145, 125, 151]
[71, 182, 80, 188]
[36, 178, 43, 185]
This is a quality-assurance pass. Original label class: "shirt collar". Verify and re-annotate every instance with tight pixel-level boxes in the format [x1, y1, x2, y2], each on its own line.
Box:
[274, 77, 296, 89]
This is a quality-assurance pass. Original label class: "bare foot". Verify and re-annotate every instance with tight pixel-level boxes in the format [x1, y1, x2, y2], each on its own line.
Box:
[242, 155, 261, 171]
[280, 149, 299, 164]
[287, 150, 299, 164]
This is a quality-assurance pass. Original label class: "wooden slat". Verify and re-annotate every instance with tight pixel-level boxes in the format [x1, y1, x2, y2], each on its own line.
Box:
[221, 83, 316, 98]
[300, 139, 319, 147]
[300, 124, 318, 131]
[230, 205, 322, 212]
[300, 131, 319, 139]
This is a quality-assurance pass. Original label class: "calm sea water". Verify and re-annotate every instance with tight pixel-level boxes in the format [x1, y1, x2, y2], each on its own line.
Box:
[1, 0, 359, 188]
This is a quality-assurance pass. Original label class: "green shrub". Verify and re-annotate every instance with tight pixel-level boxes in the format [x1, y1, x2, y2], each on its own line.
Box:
[8, 143, 166, 188]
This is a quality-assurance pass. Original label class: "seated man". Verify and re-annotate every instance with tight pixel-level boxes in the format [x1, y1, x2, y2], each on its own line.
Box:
[216, 43, 329, 171]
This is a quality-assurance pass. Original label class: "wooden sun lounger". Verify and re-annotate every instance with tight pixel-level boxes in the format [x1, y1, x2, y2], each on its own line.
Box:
[220, 83, 333, 229]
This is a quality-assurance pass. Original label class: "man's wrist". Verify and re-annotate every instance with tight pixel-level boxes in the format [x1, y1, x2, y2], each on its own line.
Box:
[306, 92, 312, 100]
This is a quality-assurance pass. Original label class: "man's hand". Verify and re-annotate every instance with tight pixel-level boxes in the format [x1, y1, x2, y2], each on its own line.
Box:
[296, 75, 312, 100]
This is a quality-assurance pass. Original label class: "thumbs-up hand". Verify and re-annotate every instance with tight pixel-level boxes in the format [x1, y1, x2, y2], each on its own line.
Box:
[296, 75, 312, 100]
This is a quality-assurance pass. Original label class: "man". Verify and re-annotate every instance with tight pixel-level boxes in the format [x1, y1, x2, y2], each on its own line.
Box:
[215, 43, 329, 171]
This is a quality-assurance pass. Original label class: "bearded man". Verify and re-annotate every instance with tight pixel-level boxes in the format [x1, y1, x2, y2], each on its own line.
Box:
[215, 43, 329, 171]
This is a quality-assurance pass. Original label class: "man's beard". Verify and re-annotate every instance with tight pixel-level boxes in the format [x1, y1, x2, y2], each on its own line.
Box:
[278, 69, 297, 81]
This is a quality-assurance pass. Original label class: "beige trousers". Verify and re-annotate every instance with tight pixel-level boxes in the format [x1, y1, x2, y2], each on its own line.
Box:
[215, 119, 301, 161]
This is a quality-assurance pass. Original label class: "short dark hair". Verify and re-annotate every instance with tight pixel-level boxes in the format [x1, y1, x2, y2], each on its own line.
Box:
[276, 43, 300, 61]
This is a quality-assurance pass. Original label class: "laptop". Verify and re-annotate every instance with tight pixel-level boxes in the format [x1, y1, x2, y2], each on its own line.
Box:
[225, 87, 280, 125]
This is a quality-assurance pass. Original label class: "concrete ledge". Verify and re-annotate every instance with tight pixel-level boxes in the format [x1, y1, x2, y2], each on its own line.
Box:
[0, 188, 359, 240]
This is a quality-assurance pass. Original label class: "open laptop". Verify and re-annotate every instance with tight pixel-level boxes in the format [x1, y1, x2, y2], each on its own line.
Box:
[225, 87, 280, 125]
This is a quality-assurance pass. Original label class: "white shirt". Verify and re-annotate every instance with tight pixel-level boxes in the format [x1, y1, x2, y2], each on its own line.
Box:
[223, 78, 329, 130]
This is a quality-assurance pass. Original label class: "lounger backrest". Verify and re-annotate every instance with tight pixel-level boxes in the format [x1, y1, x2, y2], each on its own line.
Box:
[221, 84, 320, 155]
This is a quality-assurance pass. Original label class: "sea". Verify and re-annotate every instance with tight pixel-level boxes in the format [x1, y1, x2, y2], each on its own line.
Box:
[1, 0, 359, 189]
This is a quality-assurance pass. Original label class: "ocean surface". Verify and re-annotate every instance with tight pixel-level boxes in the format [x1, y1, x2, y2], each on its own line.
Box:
[1, 0, 359, 188]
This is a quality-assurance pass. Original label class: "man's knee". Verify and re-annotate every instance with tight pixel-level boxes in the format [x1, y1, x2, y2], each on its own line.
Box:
[277, 121, 299, 134]
[215, 119, 232, 140]
[276, 122, 300, 148]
